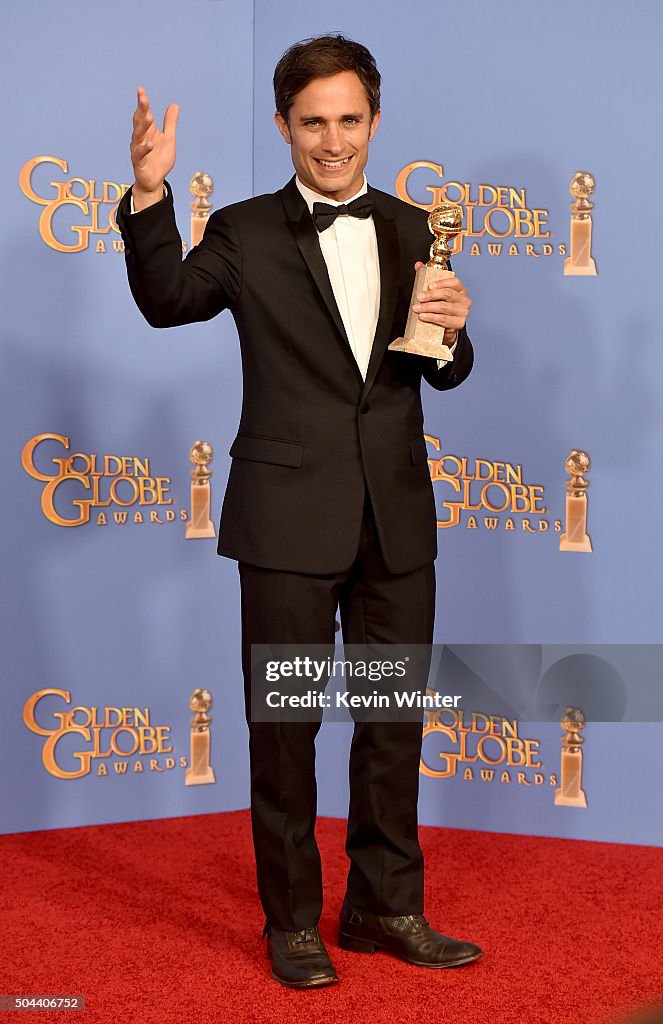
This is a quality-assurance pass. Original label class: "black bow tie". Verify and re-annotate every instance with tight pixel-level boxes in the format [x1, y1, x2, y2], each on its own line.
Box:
[312, 194, 374, 232]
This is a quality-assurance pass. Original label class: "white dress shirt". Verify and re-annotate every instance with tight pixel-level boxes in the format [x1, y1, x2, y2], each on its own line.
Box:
[296, 176, 380, 380]
[296, 176, 456, 375]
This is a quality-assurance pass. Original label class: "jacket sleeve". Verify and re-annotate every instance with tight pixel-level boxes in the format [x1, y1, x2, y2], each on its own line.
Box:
[420, 324, 474, 391]
[115, 182, 241, 328]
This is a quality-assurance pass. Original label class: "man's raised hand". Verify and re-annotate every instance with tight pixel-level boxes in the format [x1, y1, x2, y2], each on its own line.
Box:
[130, 86, 180, 211]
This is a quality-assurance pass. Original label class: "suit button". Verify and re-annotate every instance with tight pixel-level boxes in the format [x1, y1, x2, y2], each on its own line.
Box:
[360, 403, 370, 415]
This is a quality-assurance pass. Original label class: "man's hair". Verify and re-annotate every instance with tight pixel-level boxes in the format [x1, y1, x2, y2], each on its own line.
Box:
[273, 34, 381, 123]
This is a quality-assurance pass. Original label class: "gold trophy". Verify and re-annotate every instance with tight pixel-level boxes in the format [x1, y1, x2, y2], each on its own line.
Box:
[560, 450, 592, 553]
[190, 171, 214, 249]
[389, 203, 463, 364]
[564, 171, 597, 276]
[554, 706, 588, 807]
[185, 688, 216, 786]
[185, 440, 216, 540]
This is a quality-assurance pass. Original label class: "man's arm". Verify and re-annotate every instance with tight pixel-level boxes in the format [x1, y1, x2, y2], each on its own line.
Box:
[117, 87, 240, 328]
[117, 188, 241, 328]
[408, 261, 474, 391]
[420, 325, 474, 391]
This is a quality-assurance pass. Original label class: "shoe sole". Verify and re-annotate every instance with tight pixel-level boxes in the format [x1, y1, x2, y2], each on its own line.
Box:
[271, 970, 339, 988]
[338, 931, 483, 968]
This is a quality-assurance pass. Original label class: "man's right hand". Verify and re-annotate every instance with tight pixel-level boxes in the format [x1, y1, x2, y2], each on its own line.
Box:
[130, 86, 180, 211]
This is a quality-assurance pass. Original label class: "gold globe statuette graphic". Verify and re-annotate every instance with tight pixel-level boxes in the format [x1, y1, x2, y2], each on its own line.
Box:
[554, 706, 588, 808]
[559, 449, 592, 553]
[564, 171, 597, 276]
[185, 441, 216, 540]
[190, 171, 214, 249]
[185, 688, 216, 786]
[389, 202, 463, 364]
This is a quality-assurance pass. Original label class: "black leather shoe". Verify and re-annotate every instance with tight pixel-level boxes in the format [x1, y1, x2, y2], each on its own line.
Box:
[263, 921, 339, 988]
[338, 898, 483, 968]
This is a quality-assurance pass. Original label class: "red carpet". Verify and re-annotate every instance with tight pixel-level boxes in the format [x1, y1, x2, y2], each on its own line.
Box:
[1, 811, 662, 1024]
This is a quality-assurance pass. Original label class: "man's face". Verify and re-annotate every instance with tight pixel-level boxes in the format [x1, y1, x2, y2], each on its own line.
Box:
[274, 70, 380, 201]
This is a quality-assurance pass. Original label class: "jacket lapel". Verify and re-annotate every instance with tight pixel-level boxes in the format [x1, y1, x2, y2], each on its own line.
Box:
[361, 192, 400, 398]
[279, 177, 402, 394]
[280, 178, 362, 382]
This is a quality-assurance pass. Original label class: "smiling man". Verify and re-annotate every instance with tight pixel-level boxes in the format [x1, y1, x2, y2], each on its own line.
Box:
[274, 68, 380, 199]
[116, 34, 480, 988]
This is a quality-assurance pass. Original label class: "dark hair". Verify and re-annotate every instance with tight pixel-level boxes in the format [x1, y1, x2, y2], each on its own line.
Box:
[273, 34, 381, 122]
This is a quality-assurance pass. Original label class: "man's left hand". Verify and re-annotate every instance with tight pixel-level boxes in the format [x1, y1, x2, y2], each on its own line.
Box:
[412, 262, 472, 345]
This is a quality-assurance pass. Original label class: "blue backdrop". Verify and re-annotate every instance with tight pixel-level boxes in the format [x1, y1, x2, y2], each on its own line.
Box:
[2, 0, 662, 846]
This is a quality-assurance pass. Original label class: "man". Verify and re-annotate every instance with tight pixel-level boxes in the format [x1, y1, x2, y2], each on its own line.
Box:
[117, 34, 481, 988]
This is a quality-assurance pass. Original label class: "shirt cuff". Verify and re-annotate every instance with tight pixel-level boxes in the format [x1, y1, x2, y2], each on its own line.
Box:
[436, 336, 458, 370]
[129, 184, 168, 214]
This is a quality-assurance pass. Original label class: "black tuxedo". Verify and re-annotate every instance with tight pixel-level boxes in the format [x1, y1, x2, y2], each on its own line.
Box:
[116, 177, 473, 930]
[117, 177, 473, 574]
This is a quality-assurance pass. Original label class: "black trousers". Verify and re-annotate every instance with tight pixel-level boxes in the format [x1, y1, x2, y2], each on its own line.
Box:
[238, 492, 436, 930]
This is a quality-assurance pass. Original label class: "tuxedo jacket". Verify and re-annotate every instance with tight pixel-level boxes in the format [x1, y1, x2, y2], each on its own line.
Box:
[116, 177, 473, 575]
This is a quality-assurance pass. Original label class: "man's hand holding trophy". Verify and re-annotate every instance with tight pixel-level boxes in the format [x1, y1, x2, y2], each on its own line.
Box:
[389, 203, 470, 365]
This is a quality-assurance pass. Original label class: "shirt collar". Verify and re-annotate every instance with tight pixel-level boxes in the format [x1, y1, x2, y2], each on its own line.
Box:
[295, 175, 369, 215]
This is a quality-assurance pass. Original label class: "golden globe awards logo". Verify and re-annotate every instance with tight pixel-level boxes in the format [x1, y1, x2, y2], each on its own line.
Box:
[426, 435, 561, 534]
[19, 155, 193, 254]
[397, 161, 563, 260]
[21, 433, 187, 528]
[421, 707, 558, 789]
[18, 156, 129, 254]
[23, 689, 182, 780]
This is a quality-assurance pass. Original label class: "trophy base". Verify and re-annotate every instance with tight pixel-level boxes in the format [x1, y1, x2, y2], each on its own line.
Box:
[185, 521, 216, 540]
[388, 264, 455, 363]
[389, 336, 454, 362]
[559, 533, 592, 553]
[554, 787, 588, 808]
[185, 767, 216, 786]
[564, 257, 597, 276]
